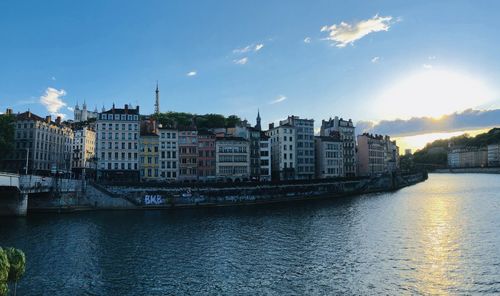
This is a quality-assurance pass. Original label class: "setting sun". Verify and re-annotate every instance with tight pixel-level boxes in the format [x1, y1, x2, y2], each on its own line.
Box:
[376, 69, 495, 119]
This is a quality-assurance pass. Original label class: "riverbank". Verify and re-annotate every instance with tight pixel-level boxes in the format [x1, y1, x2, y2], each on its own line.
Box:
[27, 172, 427, 213]
[433, 167, 500, 174]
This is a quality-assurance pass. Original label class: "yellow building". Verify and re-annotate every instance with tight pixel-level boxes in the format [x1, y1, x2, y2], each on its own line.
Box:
[139, 133, 160, 181]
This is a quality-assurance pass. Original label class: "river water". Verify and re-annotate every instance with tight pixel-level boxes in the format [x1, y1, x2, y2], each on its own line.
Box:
[1, 174, 499, 295]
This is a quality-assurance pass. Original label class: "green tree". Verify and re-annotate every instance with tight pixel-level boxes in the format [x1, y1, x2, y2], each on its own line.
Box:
[0, 248, 10, 296]
[0, 114, 15, 161]
[5, 248, 25, 296]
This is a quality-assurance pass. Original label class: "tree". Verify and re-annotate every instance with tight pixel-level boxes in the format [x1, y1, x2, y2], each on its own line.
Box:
[5, 248, 25, 296]
[0, 248, 9, 296]
[0, 247, 26, 296]
[0, 114, 15, 161]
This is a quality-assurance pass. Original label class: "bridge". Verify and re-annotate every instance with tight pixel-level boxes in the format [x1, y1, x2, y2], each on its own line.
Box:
[0, 172, 80, 216]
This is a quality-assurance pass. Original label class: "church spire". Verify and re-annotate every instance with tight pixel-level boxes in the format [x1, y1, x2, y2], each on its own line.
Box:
[255, 109, 261, 131]
[154, 81, 160, 115]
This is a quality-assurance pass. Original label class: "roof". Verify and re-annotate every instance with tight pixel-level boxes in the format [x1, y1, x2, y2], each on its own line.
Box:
[101, 105, 140, 115]
[216, 136, 248, 142]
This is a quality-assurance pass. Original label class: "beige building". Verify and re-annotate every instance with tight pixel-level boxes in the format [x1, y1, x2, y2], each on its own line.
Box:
[6, 111, 74, 175]
[266, 123, 296, 180]
[487, 144, 500, 167]
[72, 127, 96, 176]
[315, 135, 344, 178]
[357, 134, 386, 176]
[215, 137, 250, 181]
[448, 147, 488, 168]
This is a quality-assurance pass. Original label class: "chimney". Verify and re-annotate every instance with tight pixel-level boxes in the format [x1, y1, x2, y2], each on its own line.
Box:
[56, 116, 62, 125]
[124, 104, 128, 114]
[45, 115, 52, 123]
[269, 123, 274, 129]
[136, 105, 139, 113]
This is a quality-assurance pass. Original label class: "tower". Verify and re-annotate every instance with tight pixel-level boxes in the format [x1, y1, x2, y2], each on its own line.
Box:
[255, 109, 261, 131]
[154, 81, 160, 115]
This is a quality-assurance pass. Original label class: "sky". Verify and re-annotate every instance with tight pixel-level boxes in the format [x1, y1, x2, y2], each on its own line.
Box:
[1, 0, 500, 151]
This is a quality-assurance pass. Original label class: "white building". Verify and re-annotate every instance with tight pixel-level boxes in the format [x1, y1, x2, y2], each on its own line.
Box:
[384, 136, 400, 173]
[215, 137, 250, 181]
[158, 127, 179, 181]
[266, 123, 296, 181]
[315, 136, 344, 178]
[279, 116, 315, 179]
[72, 127, 96, 175]
[259, 133, 271, 181]
[488, 144, 500, 167]
[96, 104, 140, 182]
[320, 116, 357, 177]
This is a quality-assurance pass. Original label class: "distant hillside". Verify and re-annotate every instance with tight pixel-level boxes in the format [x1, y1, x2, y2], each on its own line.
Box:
[412, 128, 500, 168]
[152, 112, 242, 129]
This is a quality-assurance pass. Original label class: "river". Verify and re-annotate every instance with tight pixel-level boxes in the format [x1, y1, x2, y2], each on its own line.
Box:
[1, 173, 499, 295]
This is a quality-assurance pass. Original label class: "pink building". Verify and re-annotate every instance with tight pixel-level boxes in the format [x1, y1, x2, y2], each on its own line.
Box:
[197, 130, 216, 181]
[178, 128, 198, 181]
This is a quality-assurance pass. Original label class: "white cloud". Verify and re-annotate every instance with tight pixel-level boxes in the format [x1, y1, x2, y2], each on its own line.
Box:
[233, 57, 248, 65]
[234, 43, 265, 54]
[304, 37, 311, 43]
[371, 56, 380, 63]
[39, 87, 67, 114]
[233, 45, 252, 54]
[428, 56, 436, 60]
[55, 113, 67, 120]
[321, 14, 393, 47]
[423, 64, 433, 69]
[270, 95, 287, 104]
[187, 71, 197, 77]
[67, 106, 74, 112]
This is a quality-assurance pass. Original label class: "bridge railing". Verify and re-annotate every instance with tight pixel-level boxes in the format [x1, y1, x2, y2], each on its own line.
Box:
[0, 172, 20, 188]
[19, 175, 80, 193]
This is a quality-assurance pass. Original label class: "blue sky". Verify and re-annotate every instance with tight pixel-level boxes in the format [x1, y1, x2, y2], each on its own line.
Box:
[1, 0, 500, 148]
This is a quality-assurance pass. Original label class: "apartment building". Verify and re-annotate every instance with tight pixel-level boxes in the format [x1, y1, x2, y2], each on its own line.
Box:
[315, 135, 344, 178]
[357, 133, 386, 176]
[266, 123, 296, 181]
[72, 127, 96, 177]
[96, 104, 140, 182]
[158, 127, 178, 181]
[215, 137, 250, 181]
[197, 130, 216, 181]
[178, 128, 198, 181]
[320, 116, 357, 177]
[279, 116, 315, 179]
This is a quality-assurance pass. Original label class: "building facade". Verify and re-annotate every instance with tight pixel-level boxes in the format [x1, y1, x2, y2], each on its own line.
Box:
[448, 147, 488, 168]
[197, 130, 216, 181]
[215, 137, 250, 181]
[6, 112, 73, 175]
[279, 116, 315, 179]
[158, 127, 178, 181]
[487, 144, 500, 167]
[140, 133, 160, 181]
[384, 136, 400, 173]
[178, 129, 198, 181]
[357, 134, 386, 176]
[259, 133, 271, 181]
[315, 135, 344, 178]
[266, 123, 296, 181]
[71, 127, 96, 177]
[96, 104, 140, 182]
[320, 116, 357, 177]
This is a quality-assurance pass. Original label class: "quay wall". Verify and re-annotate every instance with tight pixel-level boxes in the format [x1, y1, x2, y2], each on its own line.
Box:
[434, 167, 500, 174]
[26, 172, 427, 211]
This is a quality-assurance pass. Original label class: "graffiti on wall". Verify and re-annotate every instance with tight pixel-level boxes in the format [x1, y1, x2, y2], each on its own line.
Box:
[144, 194, 165, 205]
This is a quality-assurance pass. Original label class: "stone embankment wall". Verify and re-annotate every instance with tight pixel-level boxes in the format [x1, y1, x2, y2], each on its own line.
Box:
[26, 172, 427, 211]
[434, 167, 500, 174]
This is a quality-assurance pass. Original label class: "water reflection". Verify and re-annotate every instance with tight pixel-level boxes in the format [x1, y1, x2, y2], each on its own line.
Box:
[0, 174, 498, 295]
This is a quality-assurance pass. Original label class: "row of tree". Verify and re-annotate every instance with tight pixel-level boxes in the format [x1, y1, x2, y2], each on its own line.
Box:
[0, 247, 25, 296]
[151, 112, 242, 129]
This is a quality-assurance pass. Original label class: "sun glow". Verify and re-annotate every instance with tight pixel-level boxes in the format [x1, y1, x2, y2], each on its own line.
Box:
[376, 69, 495, 119]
